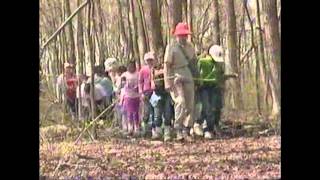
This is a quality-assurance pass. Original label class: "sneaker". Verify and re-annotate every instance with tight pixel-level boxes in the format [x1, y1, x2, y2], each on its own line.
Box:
[204, 131, 213, 139]
[163, 126, 172, 142]
[141, 122, 150, 137]
[193, 123, 204, 136]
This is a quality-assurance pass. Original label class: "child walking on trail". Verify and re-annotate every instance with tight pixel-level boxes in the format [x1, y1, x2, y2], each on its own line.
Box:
[117, 76, 128, 133]
[139, 52, 156, 137]
[194, 45, 238, 139]
[150, 64, 175, 141]
[114, 66, 127, 128]
[122, 61, 140, 136]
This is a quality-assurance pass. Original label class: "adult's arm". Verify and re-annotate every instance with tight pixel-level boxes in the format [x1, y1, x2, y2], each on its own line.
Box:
[164, 44, 174, 89]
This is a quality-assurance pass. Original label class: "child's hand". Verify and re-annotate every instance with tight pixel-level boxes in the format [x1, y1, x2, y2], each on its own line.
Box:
[140, 93, 146, 101]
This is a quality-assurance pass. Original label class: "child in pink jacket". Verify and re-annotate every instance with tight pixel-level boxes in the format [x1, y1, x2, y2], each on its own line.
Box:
[122, 61, 140, 136]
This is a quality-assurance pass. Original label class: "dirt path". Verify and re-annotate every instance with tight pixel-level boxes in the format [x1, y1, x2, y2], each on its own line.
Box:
[40, 135, 280, 179]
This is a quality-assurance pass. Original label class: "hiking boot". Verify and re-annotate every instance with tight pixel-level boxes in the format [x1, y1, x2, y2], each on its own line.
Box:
[183, 128, 194, 142]
[163, 126, 172, 142]
[193, 123, 204, 136]
[152, 127, 162, 140]
[175, 129, 184, 141]
[142, 122, 152, 137]
[204, 131, 213, 139]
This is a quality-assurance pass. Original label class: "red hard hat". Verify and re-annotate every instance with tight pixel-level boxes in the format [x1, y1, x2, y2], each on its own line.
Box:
[173, 22, 191, 36]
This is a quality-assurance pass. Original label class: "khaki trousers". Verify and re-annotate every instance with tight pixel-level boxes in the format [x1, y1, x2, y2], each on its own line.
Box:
[170, 71, 195, 129]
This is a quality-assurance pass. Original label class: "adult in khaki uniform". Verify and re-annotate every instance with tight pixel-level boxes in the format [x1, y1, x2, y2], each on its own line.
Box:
[164, 22, 197, 141]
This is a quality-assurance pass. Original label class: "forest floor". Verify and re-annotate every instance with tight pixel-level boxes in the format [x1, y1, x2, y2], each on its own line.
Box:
[40, 91, 281, 179]
[40, 134, 280, 179]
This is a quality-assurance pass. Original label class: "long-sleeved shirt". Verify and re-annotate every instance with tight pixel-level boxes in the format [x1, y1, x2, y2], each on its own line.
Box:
[76, 82, 106, 107]
[197, 55, 225, 87]
[164, 40, 196, 88]
[56, 73, 77, 100]
[138, 65, 155, 94]
[87, 75, 114, 97]
[122, 71, 139, 98]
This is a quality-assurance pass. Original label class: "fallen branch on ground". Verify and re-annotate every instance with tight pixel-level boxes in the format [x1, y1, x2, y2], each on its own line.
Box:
[74, 101, 116, 144]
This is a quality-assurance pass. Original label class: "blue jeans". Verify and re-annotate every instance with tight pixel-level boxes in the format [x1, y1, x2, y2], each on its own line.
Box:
[143, 92, 155, 128]
[197, 86, 223, 132]
[67, 97, 77, 118]
[154, 91, 174, 128]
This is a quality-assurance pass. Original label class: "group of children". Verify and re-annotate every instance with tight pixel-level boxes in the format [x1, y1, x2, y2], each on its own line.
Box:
[56, 52, 173, 140]
[56, 41, 232, 141]
[110, 52, 174, 140]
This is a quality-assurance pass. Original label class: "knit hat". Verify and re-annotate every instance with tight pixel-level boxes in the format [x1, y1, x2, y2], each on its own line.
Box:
[104, 57, 119, 71]
[144, 51, 156, 63]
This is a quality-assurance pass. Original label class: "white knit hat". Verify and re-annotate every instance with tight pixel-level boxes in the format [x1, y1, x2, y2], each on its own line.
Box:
[104, 57, 119, 71]
[209, 45, 224, 62]
[144, 51, 156, 63]
[64, 62, 74, 69]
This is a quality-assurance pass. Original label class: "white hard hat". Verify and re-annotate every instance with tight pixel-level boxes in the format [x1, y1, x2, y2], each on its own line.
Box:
[209, 45, 224, 62]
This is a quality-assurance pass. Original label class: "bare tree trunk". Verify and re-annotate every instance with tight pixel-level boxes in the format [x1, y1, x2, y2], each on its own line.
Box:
[117, 0, 129, 59]
[244, 0, 262, 115]
[129, 0, 141, 68]
[196, 1, 213, 53]
[76, 0, 85, 74]
[60, 0, 68, 66]
[224, 0, 243, 109]
[212, 0, 221, 45]
[182, 0, 188, 22]
[64, 0, 76, 64]
[58, 35, 64, 74]
[88, 0, 97, 139]
[163, 0, 170, 46]
[87, 0, 96, 118]
[146, 0, 164, 62]
[126, 0, 134, 60]
[169, 0, 182, 36]
[256, 0, 269, 108]
[238, 2, 246, 108]
[138, 0, 150, 51]
[96, 0, 105, 65]
[116, 20, 123, 60]
[187, 0, 193, 43]
[262, 0, 281, 119]
[135, 0, 148, 66]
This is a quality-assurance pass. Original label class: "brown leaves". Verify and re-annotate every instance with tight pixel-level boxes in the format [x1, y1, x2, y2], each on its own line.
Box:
[40, 135, 280, 179]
